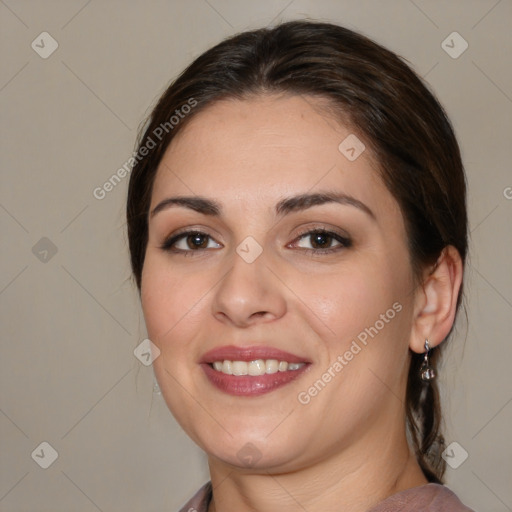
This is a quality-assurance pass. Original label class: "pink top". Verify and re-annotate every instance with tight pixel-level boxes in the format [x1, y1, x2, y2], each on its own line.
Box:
[178, 481, 475, 511]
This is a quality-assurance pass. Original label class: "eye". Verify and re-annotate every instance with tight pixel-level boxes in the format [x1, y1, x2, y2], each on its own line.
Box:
[290, 229, 351, 253]
[161, 231, 222, 252]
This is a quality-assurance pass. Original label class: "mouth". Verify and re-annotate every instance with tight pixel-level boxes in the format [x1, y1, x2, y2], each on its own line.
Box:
[200, 345, 311, 396]
[210, 359, 306, 375]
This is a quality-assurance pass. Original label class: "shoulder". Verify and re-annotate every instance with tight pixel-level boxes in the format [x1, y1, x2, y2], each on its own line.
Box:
[177, 482, 212, 512]
[177, 482, 475, 512]
[369, 483, 475, 512]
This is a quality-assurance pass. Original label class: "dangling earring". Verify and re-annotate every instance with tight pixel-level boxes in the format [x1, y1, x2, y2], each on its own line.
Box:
[420, 339, 436, 382]
[153, 378, 162, 395]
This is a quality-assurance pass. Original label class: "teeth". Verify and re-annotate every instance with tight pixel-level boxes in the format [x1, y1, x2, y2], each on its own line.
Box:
[222, 360, 232, 374]
[232, 361, 248, 376]
[210, 359, 305, 376]
[248, 360, 266, 376]
[265, 359, 279, 374]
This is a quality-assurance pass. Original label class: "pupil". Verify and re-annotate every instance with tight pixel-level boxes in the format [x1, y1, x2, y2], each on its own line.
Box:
[312, 233, 330, 248]
[188, 233, 207, 249]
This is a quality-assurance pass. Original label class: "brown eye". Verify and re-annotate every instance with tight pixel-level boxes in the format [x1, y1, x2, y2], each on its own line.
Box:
[292, 229, 352, 253]
[161, 231, 222, 252]
[186, 232, 210, 249]
[310, 232, 333, 249]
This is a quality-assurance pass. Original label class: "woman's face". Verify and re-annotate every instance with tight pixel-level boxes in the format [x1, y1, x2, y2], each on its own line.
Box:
[141, 94, 418, 472]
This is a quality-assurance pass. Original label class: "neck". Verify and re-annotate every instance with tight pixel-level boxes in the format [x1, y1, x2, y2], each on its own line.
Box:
[207, 429, 428, 512]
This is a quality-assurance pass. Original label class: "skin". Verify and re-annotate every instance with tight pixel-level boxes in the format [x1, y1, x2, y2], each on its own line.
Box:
[141, 94, 463, 512]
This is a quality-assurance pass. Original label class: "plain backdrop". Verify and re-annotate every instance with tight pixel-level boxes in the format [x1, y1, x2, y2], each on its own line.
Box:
[1, 1, 511, 511]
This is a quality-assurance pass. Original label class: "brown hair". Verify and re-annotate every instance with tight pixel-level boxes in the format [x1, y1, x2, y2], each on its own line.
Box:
[126, 20, 467, 483]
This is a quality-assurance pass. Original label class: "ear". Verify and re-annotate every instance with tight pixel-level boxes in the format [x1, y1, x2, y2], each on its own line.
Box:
[410, 246, 464, 354]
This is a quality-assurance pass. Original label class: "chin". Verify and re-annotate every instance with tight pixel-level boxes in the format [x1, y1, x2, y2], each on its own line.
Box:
[207, 441, 303, 472]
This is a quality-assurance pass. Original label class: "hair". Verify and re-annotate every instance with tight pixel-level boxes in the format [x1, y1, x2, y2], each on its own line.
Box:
[126, 20, 467, 483]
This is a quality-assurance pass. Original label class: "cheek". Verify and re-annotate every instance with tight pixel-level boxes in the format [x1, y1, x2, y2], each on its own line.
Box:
[286, 263, 403, 340]
[140, 254, 205, 344]
[285, 257, 414, 397]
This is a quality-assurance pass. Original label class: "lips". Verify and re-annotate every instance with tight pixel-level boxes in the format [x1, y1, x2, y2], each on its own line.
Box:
[200, 345, 310, 364]
[200, 345, 311, 396]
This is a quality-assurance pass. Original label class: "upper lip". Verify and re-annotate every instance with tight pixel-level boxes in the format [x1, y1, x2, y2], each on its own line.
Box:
[200, 345, 310, 364]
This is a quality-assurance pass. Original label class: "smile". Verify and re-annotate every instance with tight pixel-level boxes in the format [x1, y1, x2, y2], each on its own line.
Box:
[211, 359, 306, 376]
[202, 363, 310, 396]
[200, 345, 311, 396]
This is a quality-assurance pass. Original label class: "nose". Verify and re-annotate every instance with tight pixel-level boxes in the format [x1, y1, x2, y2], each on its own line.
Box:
[211, 248, 287, 328]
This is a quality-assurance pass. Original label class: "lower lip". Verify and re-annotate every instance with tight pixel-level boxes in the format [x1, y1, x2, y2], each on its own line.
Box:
[201, 363, 310, 396]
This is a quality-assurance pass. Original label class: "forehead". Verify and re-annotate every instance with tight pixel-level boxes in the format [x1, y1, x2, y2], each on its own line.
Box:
[150, 94, 396, 219]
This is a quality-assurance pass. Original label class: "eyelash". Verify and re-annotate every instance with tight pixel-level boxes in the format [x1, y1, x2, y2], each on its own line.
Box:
[160, 229, 352, 255]
[159, 230, 220, 255]
[290, 228, 352, 255]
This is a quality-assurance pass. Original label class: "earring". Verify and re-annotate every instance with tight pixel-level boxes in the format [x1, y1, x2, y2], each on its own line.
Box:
[153, 378, 162, 395]
[420, 339, 436, 382]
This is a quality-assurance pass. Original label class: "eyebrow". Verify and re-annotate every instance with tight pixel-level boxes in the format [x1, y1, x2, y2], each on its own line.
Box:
[150, 192, 375, 220]
[275, 192, 375, 219]
[150, 196, 221, 218]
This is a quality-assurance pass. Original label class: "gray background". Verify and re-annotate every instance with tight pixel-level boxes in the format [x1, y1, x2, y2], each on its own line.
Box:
[1, 1, 511, 511]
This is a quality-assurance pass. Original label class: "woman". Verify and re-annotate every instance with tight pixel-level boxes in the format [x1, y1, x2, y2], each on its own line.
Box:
[127, 20, 474, 511]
